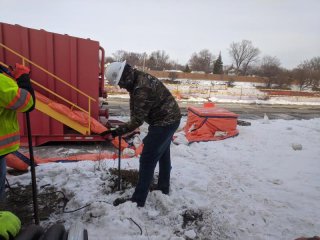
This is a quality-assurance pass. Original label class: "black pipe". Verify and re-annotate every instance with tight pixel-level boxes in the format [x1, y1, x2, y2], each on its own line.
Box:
[118, 135, 122, 191]
[26, 112, 40, 225]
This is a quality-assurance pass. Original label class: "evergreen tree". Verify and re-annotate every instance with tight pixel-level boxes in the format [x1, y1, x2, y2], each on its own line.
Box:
[213, 52, 223, 74]
[184, 64, 191, 73]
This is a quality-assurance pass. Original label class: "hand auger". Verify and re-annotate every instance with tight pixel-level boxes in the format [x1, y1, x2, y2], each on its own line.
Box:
[26, 112, 40, 225]
[118, 134, 122, 191]
[100, 130, 122, 191]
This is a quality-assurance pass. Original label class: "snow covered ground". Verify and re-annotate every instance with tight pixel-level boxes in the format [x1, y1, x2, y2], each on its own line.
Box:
[107, 80, 320, 106]
[8, 115, 320, 239]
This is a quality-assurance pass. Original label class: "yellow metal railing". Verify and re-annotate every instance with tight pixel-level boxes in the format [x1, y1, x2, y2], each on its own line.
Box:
[0, 43, 96, 135]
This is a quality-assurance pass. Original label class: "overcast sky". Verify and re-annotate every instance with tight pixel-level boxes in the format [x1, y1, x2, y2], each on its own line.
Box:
[1, 0, 319, 69]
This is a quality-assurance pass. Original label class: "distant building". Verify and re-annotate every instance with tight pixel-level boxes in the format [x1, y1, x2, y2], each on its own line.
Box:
[165, 70, 183, 73]
[224, 65, 236, 76]
[190, 71, 206, 74]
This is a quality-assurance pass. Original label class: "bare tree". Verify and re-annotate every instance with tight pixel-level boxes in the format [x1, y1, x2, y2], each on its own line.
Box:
[228, 40, 260, 75]
[245, 64, 260, 76]
[259, 56, 282, 88]
[104, 56, 114, 64]
[166, 60, 184, 71]
[110, 49, 182, 71]
[112, 50, 127, 62]
[275, 69, 292, 89]
[123, 52, 144, 67]
[308, 57, 320, 90]
[291, 57, 320, 91]
[111, 50, 144, 66]
[188, 49, 214, 73]
[292, 67, 312, 91]
[146, 50, 170, 70]
[309, 57, 320, 72]
[168, 72, 179, 82]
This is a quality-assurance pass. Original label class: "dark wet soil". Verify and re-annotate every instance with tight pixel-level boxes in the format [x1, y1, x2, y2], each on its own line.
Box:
[182, 209, 204, 229]
[1, 182, 63, 227]
[1, 168, 142, 227]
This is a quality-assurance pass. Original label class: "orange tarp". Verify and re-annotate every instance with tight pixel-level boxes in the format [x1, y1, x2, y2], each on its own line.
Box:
[35, 92, 129, 149]
[184, 105, 239, 142]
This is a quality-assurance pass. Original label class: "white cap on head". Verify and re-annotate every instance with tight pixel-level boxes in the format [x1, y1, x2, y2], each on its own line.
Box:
[105, 60, 126, 85]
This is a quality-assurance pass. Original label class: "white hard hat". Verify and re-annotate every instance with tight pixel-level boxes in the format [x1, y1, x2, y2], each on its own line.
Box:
[105, 61, 126, 85]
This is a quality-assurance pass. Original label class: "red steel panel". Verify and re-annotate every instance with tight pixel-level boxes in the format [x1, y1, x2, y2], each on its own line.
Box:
[0, 22, 103, 145]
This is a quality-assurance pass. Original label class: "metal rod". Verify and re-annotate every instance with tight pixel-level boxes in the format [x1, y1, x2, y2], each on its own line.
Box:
[26, 112, 40, 225]
[118, 135, 122, 191]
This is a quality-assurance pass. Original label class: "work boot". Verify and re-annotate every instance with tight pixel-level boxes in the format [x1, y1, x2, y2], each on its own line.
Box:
[149, 184, 169, 195]
[113, 196, 145, 207]
[160, 188, 169, 195]
[131, 197, 145, 207]
[113, 197, 132, 206]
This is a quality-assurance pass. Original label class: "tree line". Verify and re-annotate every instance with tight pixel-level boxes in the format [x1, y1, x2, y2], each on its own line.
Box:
[105, 40, 320, 91]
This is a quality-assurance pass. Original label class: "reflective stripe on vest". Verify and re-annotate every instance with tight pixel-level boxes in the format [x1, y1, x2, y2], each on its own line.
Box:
[6, 88, 32, 111]
[0, 131, 20, 150]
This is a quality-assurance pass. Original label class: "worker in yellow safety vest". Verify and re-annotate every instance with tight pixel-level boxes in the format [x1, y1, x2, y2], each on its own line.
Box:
[0, 64, 35, 203]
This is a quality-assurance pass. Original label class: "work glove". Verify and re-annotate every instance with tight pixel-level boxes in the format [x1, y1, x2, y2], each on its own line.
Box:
[0, 211, 21, 240]
[100, 128, 123, 139]
[11, 63, 30, 79]
[12, 64, 36, 112]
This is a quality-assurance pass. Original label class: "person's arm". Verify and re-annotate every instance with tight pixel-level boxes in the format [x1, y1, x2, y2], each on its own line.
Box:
[13, 64, 35, 112]
[0, 72, 34, 113]
[117, 87, 154, 135]
[15, 73, 35, 112]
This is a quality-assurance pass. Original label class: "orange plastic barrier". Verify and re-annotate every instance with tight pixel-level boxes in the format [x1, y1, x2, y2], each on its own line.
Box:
[6, 154, 32, 171]
[35, 92, 129, 150]
[203, 102, 215, 108]
[35, 92, 51, 104]
[5, 148, 143, 171]
[184, 104, 239, 142]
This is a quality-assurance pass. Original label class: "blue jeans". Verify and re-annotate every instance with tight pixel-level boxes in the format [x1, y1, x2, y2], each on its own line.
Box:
[0, 156, 6, 202]
[132, 121, 180, 207]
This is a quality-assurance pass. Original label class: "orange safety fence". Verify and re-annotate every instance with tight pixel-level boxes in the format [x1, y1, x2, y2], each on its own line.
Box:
[5, 149, 144, 171]
[260, 89, 320, 97]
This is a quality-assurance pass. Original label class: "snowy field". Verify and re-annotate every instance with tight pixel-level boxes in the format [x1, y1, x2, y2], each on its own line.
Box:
[107, 80, 320, 106]
[8, 116, 320, 240]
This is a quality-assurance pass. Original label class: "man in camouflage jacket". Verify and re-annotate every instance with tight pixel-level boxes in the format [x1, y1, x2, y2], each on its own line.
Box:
[105, 62, 181, 207]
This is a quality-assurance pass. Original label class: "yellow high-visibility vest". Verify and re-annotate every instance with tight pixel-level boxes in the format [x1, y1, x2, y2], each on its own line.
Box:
[0, 73, 34, 156]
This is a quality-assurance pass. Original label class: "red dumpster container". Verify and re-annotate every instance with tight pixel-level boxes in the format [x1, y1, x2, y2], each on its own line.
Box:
[0, 22, 106, 145]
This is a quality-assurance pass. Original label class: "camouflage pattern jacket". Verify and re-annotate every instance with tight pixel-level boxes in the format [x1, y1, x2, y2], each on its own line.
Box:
[120, 69, 181, 134]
